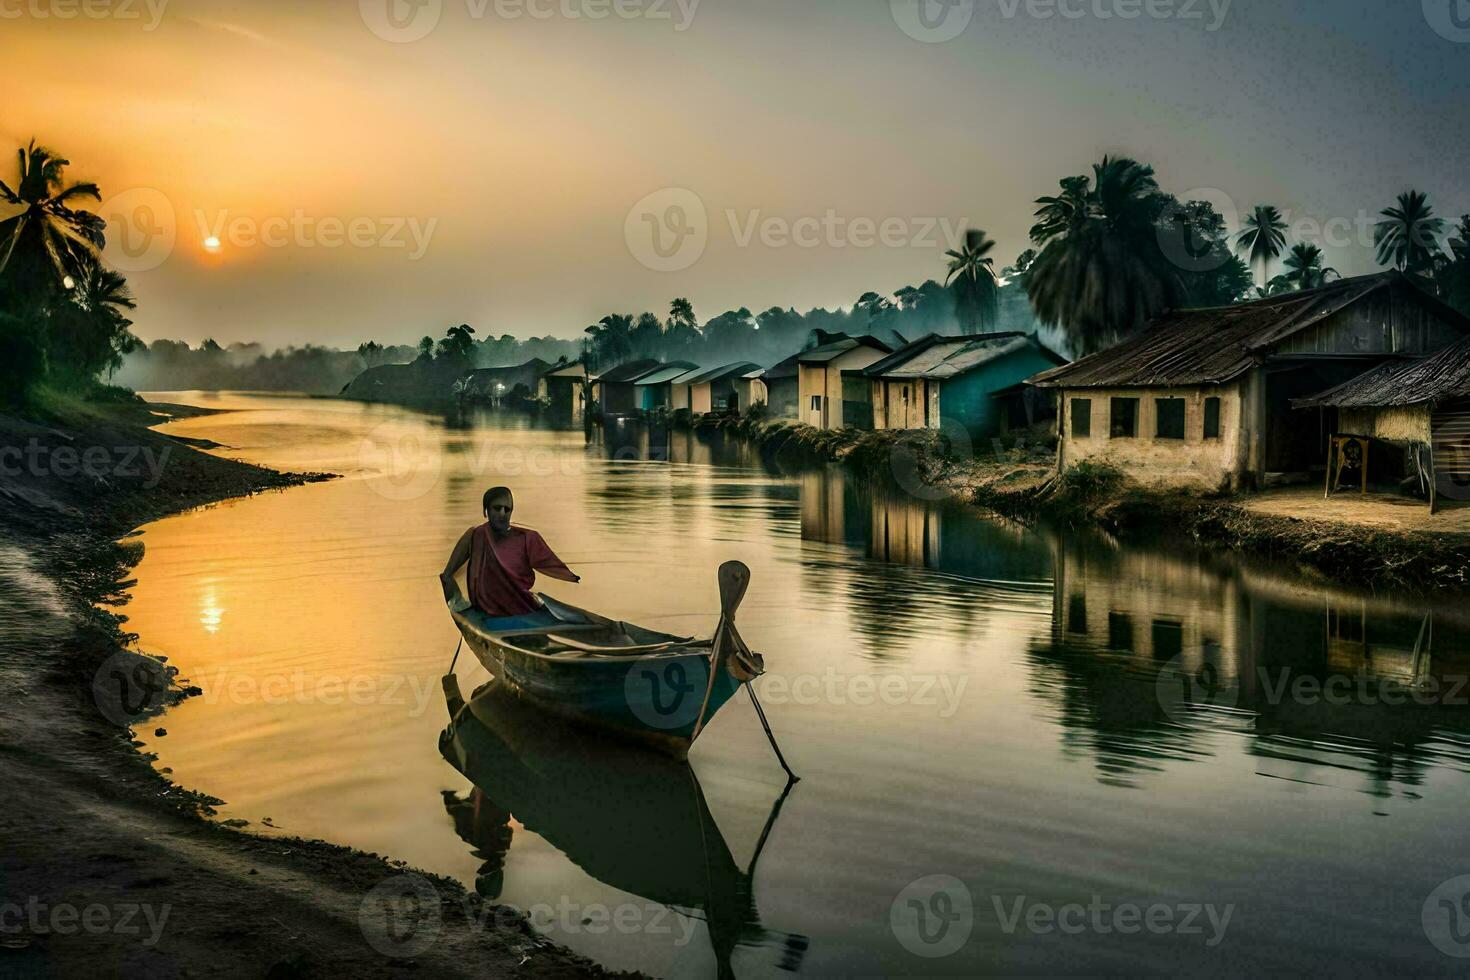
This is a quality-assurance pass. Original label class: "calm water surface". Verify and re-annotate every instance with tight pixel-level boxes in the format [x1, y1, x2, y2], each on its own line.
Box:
[125, 392, 1470, 976]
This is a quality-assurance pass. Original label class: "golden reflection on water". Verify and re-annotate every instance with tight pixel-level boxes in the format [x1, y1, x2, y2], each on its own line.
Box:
[124, 393, 1470, 977]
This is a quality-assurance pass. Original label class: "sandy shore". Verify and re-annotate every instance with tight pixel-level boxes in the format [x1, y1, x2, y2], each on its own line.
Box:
[0, 395, 611, 978]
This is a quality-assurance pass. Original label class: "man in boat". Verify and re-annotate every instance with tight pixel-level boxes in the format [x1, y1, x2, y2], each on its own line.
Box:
[440, 486, 580, 618]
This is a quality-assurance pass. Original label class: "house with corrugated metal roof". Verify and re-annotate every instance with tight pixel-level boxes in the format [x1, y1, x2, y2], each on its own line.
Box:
[795, 335, 892, 429]
[591, 359, 662, 415]
[538, 359, 587, 417]
[759, 352, 801, 419]
[1028, 272, 1470, 491]
[863, 332, 1066, 436]
[685, 362, 763, 415]
[1295, 335, 1470, 510]
[632, 361, 700, 412]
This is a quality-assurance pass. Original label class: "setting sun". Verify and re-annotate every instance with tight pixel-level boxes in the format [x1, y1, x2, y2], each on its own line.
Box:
[203, 236, 222, 252]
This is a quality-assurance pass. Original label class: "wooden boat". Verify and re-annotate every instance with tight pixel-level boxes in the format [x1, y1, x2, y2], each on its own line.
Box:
[449, 560, 764, 757]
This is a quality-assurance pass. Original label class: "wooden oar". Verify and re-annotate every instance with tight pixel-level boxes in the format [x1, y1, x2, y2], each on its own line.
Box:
[691, 562, 799, 782]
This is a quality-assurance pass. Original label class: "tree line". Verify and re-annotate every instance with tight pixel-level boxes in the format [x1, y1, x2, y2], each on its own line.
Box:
[6, 142, 1469, 403]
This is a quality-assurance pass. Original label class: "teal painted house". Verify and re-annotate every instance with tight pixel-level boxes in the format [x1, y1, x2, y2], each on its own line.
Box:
[633, 361, 700, 412]
[864, 332, 1067, 437]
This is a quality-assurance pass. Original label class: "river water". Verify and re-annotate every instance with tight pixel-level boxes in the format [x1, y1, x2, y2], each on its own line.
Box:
[124, 392, 1470, 976]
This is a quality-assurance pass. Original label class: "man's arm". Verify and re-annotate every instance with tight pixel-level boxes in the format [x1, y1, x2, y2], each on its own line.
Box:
[526, 530, 581, 583]
[440, 527, 474, 602]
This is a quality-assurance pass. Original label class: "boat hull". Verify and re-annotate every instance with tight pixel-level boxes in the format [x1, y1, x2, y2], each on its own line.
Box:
[455, 623, 745, 757]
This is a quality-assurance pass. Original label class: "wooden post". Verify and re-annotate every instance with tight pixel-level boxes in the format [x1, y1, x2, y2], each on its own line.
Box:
[1323, 433, 1333, 499]
[1361, 438, 1369, 495]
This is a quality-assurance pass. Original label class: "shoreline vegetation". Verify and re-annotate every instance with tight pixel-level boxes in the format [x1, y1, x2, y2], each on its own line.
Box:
[686, 409, 1470, 595]
[0, 393, 608, 977]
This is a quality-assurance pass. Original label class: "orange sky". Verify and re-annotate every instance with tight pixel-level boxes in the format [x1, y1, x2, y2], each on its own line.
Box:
[5, 1, 1467, 347]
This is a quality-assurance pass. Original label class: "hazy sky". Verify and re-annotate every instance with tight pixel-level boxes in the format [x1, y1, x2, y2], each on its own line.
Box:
[6, 0, 1469, 348]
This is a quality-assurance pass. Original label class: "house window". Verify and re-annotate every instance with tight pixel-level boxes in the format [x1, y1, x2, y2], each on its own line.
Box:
[810, 395, 823, 413]
[1155, 398, 1185, 440]
[1067, 595, 1087, 635]
[1203, 397, 1221, 439]
[1110, 398, 1139, 438]
[1071, 398, 1092, 438]
[1152, 620, 1184, 661]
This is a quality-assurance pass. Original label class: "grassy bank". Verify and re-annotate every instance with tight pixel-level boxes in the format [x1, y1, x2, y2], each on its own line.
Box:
[690, 409, 1470, 595]
[0, 391, 608, 977]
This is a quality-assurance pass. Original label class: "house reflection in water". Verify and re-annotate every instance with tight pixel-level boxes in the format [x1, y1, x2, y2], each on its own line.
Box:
[1037, 531, 1470, 797]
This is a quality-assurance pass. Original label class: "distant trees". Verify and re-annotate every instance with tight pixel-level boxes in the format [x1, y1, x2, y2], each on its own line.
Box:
[435, 323, 477, 362]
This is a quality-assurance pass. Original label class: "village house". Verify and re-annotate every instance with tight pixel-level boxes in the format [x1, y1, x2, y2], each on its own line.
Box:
[591, 359, 662, 416]
[665, 366, 705, 414]
[796, 335, 892, 430]
[1028, 272, 1470, 491]
[685, 362, 763, 415]
[538, 360, 587, 417]
[632, 361, 700, 412]
[741, 367, 768, 412]
[455, 358, 551, 406]
[1294, 334, 1470, 510]
[759, 353, 801, 419]
[863, 332, 1066, 436]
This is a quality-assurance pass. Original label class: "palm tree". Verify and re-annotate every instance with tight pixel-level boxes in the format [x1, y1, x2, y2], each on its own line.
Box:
[436, 323, 476, 361]
[1235, 205, 1288, 287]
[669, 297, 696, 331]
[62, 257, 138, 379]
[0, 141, 105, 295]
[1435, 214, 1470, 316]
[944, 229, 1000, 334]
[1025, 156, 1185, 355]
[1280, 243, 1339, 292]
[1375, 190, 1445, 276]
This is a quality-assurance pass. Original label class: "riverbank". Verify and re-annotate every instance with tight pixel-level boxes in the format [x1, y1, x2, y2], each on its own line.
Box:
[0, 393, 609, 977]
[692, 411, 1470, 595]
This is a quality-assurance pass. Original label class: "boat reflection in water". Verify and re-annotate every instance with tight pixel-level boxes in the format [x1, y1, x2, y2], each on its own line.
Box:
[439, 680, 805, 978]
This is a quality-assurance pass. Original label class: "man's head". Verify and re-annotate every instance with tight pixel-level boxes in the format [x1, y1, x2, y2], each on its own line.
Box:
[483, 487, 514, 533]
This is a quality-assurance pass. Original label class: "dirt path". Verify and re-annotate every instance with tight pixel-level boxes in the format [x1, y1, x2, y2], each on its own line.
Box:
[0, 397, 612, 978]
